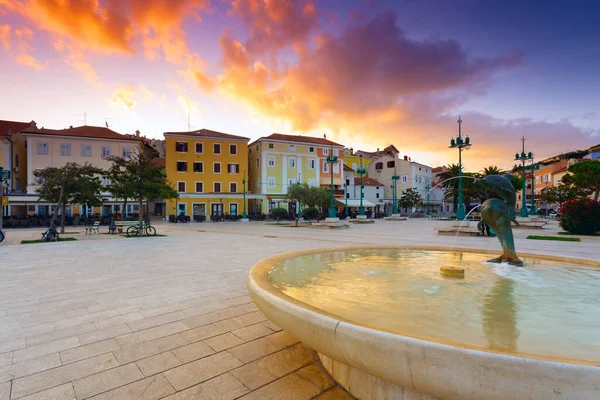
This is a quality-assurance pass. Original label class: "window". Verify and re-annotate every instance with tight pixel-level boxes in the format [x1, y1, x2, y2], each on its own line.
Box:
[214, 162, 221, 173]
[536, 176, 541, 184]
[268, 143, 274, 149]
[177, 181, 186, 192]
[323, 148, 329, 155]
[101, 177, 111, 186]
[346, 179, 350, 186]
[15, 154, 19, 167]
[37, 142, 48, 155]
[228, 163, 240, 174]
[121, 147, 131, 160]
[176, 161, 187, 172]
[375, 162, 383, 170]
[402, 175, 408, 183]
[81, 144, 92, 157]
[333, 163, 339, 173]
[214, 182, 221, 193]
[230, 182, 237, 193]
[193, 162, 203, 173]
[60, 143, 71, 156]
[175, 142, 188, 152]
[323, 162, 329, 173]
[229, 144, 237, 155]
[289, 145, 295, 152]
[308, 179, 315, 187]
[387, 161, 395, 168]
[102, 146, 112, 159]
[213, 143, 221, 154]
[268, 177, 275, 188]
[352, 163, 357, 170]
[268, 156, 275, 167]
[195, 142, 203, 153]
[376, 193, 380, 199]
[309, 159, 316, 169]
[256, 144, 259, 150]
[288, 178, 296, 186]
[195, 182, 204, 193]
[309, 146, 314, 153]
[256, 158, 260, 168]
[288, 157, 296, 168]
[346, 193, 350, 198]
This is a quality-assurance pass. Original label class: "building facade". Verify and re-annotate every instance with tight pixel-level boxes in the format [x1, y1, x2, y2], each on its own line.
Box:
[342, 148, 372, 177]
[341, 166, 384, 214]
[248, 133, 344, 214]
[1, 120, 34, 195]
[164, 129, 253, 219]
[8, 125, 140, 217]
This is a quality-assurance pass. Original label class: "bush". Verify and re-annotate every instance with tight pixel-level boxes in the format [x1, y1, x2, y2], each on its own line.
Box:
[271, 207, 288, 221]
[301, 207, 319, 220]
[559, 198, 600, 235]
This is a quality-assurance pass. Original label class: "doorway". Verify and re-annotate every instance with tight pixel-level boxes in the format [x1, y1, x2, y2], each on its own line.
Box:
[229, 203, 238, 216]
[211, 203, 223, 216]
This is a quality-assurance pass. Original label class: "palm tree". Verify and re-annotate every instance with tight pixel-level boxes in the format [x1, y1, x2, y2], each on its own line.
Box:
[482, 166, 503, 176]
[436, 164, 461, 211]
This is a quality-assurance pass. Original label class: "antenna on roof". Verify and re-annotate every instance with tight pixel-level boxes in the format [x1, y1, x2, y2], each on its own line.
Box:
[77, 112, 86, 126]
[323, 133, 327, 139]
[104, 117, 111, 129]
[188, 112, 191, 132]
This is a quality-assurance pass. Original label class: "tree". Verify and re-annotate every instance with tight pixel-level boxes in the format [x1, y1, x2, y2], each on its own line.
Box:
[566, 160, 600, 201]
[286, 183, 330, 226]
[436, 164, 460, 210]
[541, 183, 584, 209]
[398, 188, 423, 211]
[106, 143, 178, 233]
[482, 166, 503, 176]
[35, 163, 104, 233]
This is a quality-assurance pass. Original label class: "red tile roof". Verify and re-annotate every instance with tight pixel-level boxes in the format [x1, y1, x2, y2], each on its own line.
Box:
[0, 120, 35, 137]
[343, 164, 354, 171]
[152, 157, 166, 167]
[22, 125, 140, 141]
[261, 133, 344, 147]
[164, 128, 249, 141]
[354, 177, 384, 186]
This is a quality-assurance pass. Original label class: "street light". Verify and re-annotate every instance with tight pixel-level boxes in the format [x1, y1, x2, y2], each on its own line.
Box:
[326, 143, 338, 219]
[529, 159, 539, 216]
[449, 116, 472, 220]
[391, 164, 399, 215]
[356, 155, 366, 217]
[426, 185, 431, 216]
[242, 172, 248, 220]
[343, 182, 348, 218]
[514, 136, 533, 218]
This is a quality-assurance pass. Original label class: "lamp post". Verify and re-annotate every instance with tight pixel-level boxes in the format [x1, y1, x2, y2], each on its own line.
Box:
[0, 166, 10, 237]
[391, 164, 399, 215]
[449, 116, 472, 221]
[514, 136, 533, 218]
[357, 155, 366, 217]
[343, 182, 348, 218]
[426, 185, 431, 216]
[326, 144, 338, 219]
[241, 172, 248, 221]
[529, 159, 539, 216]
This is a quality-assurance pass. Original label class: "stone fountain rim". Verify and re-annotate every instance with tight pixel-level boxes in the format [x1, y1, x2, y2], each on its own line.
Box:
[248, 245, 600, 400]
[249, 245, 599, 365]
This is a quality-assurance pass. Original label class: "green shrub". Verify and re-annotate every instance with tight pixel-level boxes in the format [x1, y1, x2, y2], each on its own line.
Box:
[301, 207, 319, 220]
[271, 207, 288, 221]
[559, 198, 600, 235]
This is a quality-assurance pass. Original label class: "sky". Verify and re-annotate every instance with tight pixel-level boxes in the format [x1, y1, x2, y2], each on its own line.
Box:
[1, 0, 599, 171]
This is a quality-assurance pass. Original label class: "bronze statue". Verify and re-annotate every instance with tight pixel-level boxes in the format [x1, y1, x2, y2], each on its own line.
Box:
[478, 175, 523, 266]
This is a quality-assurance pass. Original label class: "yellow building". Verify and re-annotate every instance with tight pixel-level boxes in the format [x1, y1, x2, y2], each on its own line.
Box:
[342, 148, 372, 177]
[164, 129, 256, 220]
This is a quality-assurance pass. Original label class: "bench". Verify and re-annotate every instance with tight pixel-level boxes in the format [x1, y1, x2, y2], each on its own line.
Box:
[110, 221, 143, 234]
[85, 221, 100, 234]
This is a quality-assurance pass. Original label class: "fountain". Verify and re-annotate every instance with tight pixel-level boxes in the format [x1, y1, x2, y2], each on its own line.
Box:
[247, 175, 600, 399]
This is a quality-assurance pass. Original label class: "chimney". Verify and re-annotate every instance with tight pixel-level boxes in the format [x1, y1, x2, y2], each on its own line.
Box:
[135, 130, 140, 137]
[69, 125, 73, 129]
[377, 148, 379, 152]
[404, 155, 408, 161]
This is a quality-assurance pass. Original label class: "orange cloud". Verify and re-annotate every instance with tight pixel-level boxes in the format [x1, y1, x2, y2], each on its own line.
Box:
[1, 24, 47, 69]
[0, 24, 11, 50]
[109, 86, 136, 112]
[16, 52, 45, 69]
[65, 55, 102, 87]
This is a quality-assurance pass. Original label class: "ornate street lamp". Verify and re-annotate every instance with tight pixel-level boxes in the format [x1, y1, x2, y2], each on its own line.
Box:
[391, 164, 399, 215]
[529, 159, 539, 216]
[356, 155, 366, 217]
[514, 136, 533, 218]
[449, 116, 472, 220]
[326, 143, 338, 219]
[426, 185, 431, 216]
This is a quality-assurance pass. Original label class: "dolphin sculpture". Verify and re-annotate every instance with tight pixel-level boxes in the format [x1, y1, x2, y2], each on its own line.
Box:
[479, 174, 517, 218]
[478, 198, 523, 266]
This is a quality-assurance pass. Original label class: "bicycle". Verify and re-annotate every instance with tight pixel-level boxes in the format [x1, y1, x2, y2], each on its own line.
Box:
[126, 222, 156, 237]
[41, 227, 59, 242]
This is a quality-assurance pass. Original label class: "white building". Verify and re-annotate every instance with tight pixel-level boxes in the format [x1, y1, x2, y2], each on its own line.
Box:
[341, 166, 384, 214]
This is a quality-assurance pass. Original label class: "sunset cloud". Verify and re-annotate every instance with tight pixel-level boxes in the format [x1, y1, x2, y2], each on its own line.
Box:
[109, 86, 136, 112]
[178, 94, 200, 117]
[0, 24, 11, 50]
[65, 55, 102, 87]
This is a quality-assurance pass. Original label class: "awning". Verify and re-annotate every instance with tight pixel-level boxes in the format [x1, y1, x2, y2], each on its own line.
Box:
[335, 199, 377, 208]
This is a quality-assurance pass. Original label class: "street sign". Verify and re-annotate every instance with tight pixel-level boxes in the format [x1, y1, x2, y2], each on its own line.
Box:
[1, 197, 7, 206]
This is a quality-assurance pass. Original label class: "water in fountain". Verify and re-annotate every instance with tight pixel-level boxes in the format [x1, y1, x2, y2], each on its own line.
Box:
[268, 248, 600, 364]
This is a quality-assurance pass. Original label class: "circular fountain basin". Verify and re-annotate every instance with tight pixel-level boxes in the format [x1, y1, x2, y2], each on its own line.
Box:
[247, 246, 600, 400]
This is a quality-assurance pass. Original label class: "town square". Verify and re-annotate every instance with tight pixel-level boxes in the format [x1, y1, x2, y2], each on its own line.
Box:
[2, 0, 600, 399]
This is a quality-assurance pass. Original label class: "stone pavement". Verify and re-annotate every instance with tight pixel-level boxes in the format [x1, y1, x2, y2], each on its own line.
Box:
[0, 219, 597, 399]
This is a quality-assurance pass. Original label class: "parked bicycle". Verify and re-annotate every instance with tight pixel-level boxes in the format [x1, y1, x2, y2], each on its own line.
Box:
[126, 221, 156, 237]
[41, 227, 59, 242]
